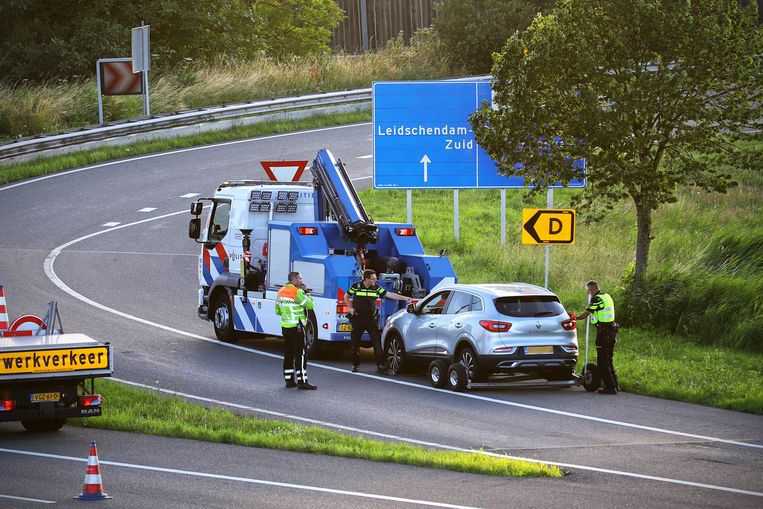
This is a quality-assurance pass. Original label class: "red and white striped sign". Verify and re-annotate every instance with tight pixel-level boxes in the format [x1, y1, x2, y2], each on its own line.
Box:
[3, 314, 46, 337]
[0, 286, 8, 331]
[100, 61, 142, 96]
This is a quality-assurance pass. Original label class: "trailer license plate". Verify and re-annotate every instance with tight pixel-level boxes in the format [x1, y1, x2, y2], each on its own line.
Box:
[525, 346, 553, 355]
[31, 392, 61, 402]
[338, 324, 352, 332]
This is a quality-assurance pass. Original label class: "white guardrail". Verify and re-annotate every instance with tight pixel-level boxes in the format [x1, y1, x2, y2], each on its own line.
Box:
[0, 88, 373, 164]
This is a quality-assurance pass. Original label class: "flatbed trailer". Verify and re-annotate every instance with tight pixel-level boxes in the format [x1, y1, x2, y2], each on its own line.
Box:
[0, 333, 112, 431]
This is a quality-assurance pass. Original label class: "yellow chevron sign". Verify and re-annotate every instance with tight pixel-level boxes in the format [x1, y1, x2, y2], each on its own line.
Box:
[522, 209, 576, 245]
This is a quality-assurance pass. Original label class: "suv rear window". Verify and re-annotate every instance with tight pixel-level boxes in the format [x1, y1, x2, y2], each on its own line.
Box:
[494, 296, 565, 317]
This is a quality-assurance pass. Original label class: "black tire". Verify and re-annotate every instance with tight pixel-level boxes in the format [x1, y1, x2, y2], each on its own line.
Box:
[21, 418, 66, 432]
[428, 359, 449, 388]
[385, 333, 407, 375]
[448, 362, 469, 392]
[456, 345, 482, 382]
[212, 294, 239, 343]
[582, 363, 601, 392]
[304, 312, 321, 359]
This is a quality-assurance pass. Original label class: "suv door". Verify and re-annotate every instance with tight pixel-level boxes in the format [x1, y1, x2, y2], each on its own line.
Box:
[403, 291, 451, 357]
[437, 291, 481, 357]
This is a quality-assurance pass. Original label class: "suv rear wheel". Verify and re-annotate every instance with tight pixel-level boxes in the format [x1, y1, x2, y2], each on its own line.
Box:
[457, 345, 481, 382]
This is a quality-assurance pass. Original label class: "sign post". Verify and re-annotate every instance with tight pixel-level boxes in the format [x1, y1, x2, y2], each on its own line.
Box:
[131, 23, 151, 117]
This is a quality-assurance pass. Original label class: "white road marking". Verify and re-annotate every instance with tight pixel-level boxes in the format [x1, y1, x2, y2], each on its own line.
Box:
[40, 215, 763, 496]
[0, 448, 483, 509]
[179, 193, 200, 198]
[137, 207, 157, 213]
[351, 175, 372, 180]
[0, 493, 55, 504]
[111, 378, 763, 498]
[102, 221, 120, 227]
[0, 123, 372, 193]
[357, 154, 373, 159]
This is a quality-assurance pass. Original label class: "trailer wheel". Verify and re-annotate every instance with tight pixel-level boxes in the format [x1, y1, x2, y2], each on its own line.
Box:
[385, 333, 407, 375]
[212, 294, 238, 343]
[21, 418, 66, 432]
[448, 362, 469, 392]
[304, 312, 321, 359]
[428, 360, 449, 388]
[582, 363, 601, 392]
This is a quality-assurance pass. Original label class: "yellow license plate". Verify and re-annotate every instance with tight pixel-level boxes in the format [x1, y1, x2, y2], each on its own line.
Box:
[525, 346, 554, 355]
[338, 324, 352, 332]
[31, 392, 61, 402]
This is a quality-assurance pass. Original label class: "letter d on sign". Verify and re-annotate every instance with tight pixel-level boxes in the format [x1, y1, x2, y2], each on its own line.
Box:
[549, 218, 563, 235]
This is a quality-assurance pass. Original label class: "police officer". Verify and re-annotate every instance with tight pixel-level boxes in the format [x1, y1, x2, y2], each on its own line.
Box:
[577, 280, 619, 394]
[344, 269, 411, 374]
[275, 271, 317, 390]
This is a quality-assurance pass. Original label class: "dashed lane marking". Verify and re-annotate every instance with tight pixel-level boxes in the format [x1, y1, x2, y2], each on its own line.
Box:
[137, 207, 157, 213]
[0, 493, 55, 504]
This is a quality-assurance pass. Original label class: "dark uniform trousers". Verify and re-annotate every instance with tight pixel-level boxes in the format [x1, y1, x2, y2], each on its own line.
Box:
[595, 323, 619, 391]
[350, 315, 386, 369]
[282, 324, 308, 383]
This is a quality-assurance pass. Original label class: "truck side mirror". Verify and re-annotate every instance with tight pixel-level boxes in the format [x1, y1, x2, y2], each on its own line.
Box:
[406, 303, 416, 314]
[189, 218, 201, 240]
[190, 202, 203, 215]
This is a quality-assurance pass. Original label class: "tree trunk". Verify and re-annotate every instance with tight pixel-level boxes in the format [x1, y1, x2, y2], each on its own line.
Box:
[632, 201, 653, 299]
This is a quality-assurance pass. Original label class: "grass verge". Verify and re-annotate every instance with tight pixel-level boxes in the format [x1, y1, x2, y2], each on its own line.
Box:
[0, 110, 371, 185]
[72, 379, 561, 478]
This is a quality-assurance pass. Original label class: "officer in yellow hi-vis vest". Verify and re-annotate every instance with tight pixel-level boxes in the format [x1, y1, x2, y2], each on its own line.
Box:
[344, 269, 411, 374]
[577, 280, 620, 394]
[275, 271, 317, 390]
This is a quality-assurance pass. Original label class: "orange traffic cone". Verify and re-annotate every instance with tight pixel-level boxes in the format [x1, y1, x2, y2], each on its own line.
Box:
[75, 440, 112, 500]
[0, 285, 9, 332]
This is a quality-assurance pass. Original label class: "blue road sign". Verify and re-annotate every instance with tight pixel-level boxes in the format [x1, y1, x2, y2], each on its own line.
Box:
[373, 81, 586, 189]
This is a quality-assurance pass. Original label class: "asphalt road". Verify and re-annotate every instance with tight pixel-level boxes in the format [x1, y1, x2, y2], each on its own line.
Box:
[0, 123, 761, 508]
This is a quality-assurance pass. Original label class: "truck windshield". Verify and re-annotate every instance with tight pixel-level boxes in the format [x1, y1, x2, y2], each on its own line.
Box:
[494, 296, 565, 318]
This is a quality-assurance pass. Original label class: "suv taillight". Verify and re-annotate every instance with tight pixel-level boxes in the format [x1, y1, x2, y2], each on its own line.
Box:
[561, 316, 577, 331]
[479, 320, 512, 332]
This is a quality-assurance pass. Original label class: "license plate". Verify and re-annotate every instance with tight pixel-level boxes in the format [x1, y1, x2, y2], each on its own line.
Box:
[525, 346, 554, 355]
[31, 392, 60, 402]
[338, 324, 352, 332]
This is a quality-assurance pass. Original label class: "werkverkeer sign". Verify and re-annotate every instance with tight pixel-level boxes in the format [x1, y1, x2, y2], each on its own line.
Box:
[372, 80, 586, 189]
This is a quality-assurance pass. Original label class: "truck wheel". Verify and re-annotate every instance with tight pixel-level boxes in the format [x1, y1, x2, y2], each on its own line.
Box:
[448, 362, 469, 392]
[428, 359, 449, 388]
[304, 313, 321, 359]
[21, 418, 66, 432]
[385, 333, 407, 375]
[212, 294, 239, 343]
[582, 363, 600, 392]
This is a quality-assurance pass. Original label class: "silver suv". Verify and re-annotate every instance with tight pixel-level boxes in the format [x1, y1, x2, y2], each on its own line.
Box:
[381, 283, 578, 390]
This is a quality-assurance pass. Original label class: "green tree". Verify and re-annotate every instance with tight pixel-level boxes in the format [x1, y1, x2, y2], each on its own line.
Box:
[0, 0, 342, 82]
[471, 0, 762, 295]
[432, 0, 554, 74]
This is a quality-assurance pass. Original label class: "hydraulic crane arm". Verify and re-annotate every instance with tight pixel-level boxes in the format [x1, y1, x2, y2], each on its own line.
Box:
[311, 149, 378, 247]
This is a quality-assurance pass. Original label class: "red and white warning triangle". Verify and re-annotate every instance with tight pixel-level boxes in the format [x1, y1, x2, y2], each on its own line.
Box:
[260, 160, 308, 182]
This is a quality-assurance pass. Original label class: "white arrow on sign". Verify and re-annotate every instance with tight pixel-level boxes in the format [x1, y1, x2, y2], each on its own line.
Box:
[420, 154, 431, 182]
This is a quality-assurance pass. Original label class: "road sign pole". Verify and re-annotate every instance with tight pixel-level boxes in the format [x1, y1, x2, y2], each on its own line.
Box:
[96, 61, 104, 125]
[143, 69, 150, 116]
[454, 190, 460, 241]
[406, 189, 412, 223]
[544, 188, 553, 288]
[500, 189, 506, 245]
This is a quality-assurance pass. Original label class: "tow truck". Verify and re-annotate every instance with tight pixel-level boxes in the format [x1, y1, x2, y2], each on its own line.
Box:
[0, 301, 112, 432]
[189, 149, 456, 355]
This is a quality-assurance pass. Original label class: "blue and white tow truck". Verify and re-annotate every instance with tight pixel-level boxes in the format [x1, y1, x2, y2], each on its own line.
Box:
[189, 149, 456, 355]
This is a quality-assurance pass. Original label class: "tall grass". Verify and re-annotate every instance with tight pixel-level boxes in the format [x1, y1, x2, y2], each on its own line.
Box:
[0, 32, 450, 141]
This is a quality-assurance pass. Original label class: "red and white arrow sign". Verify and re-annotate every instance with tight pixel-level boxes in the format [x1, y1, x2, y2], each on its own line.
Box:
[101, 61, 142, 96]
[260, 160, 308, 182]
